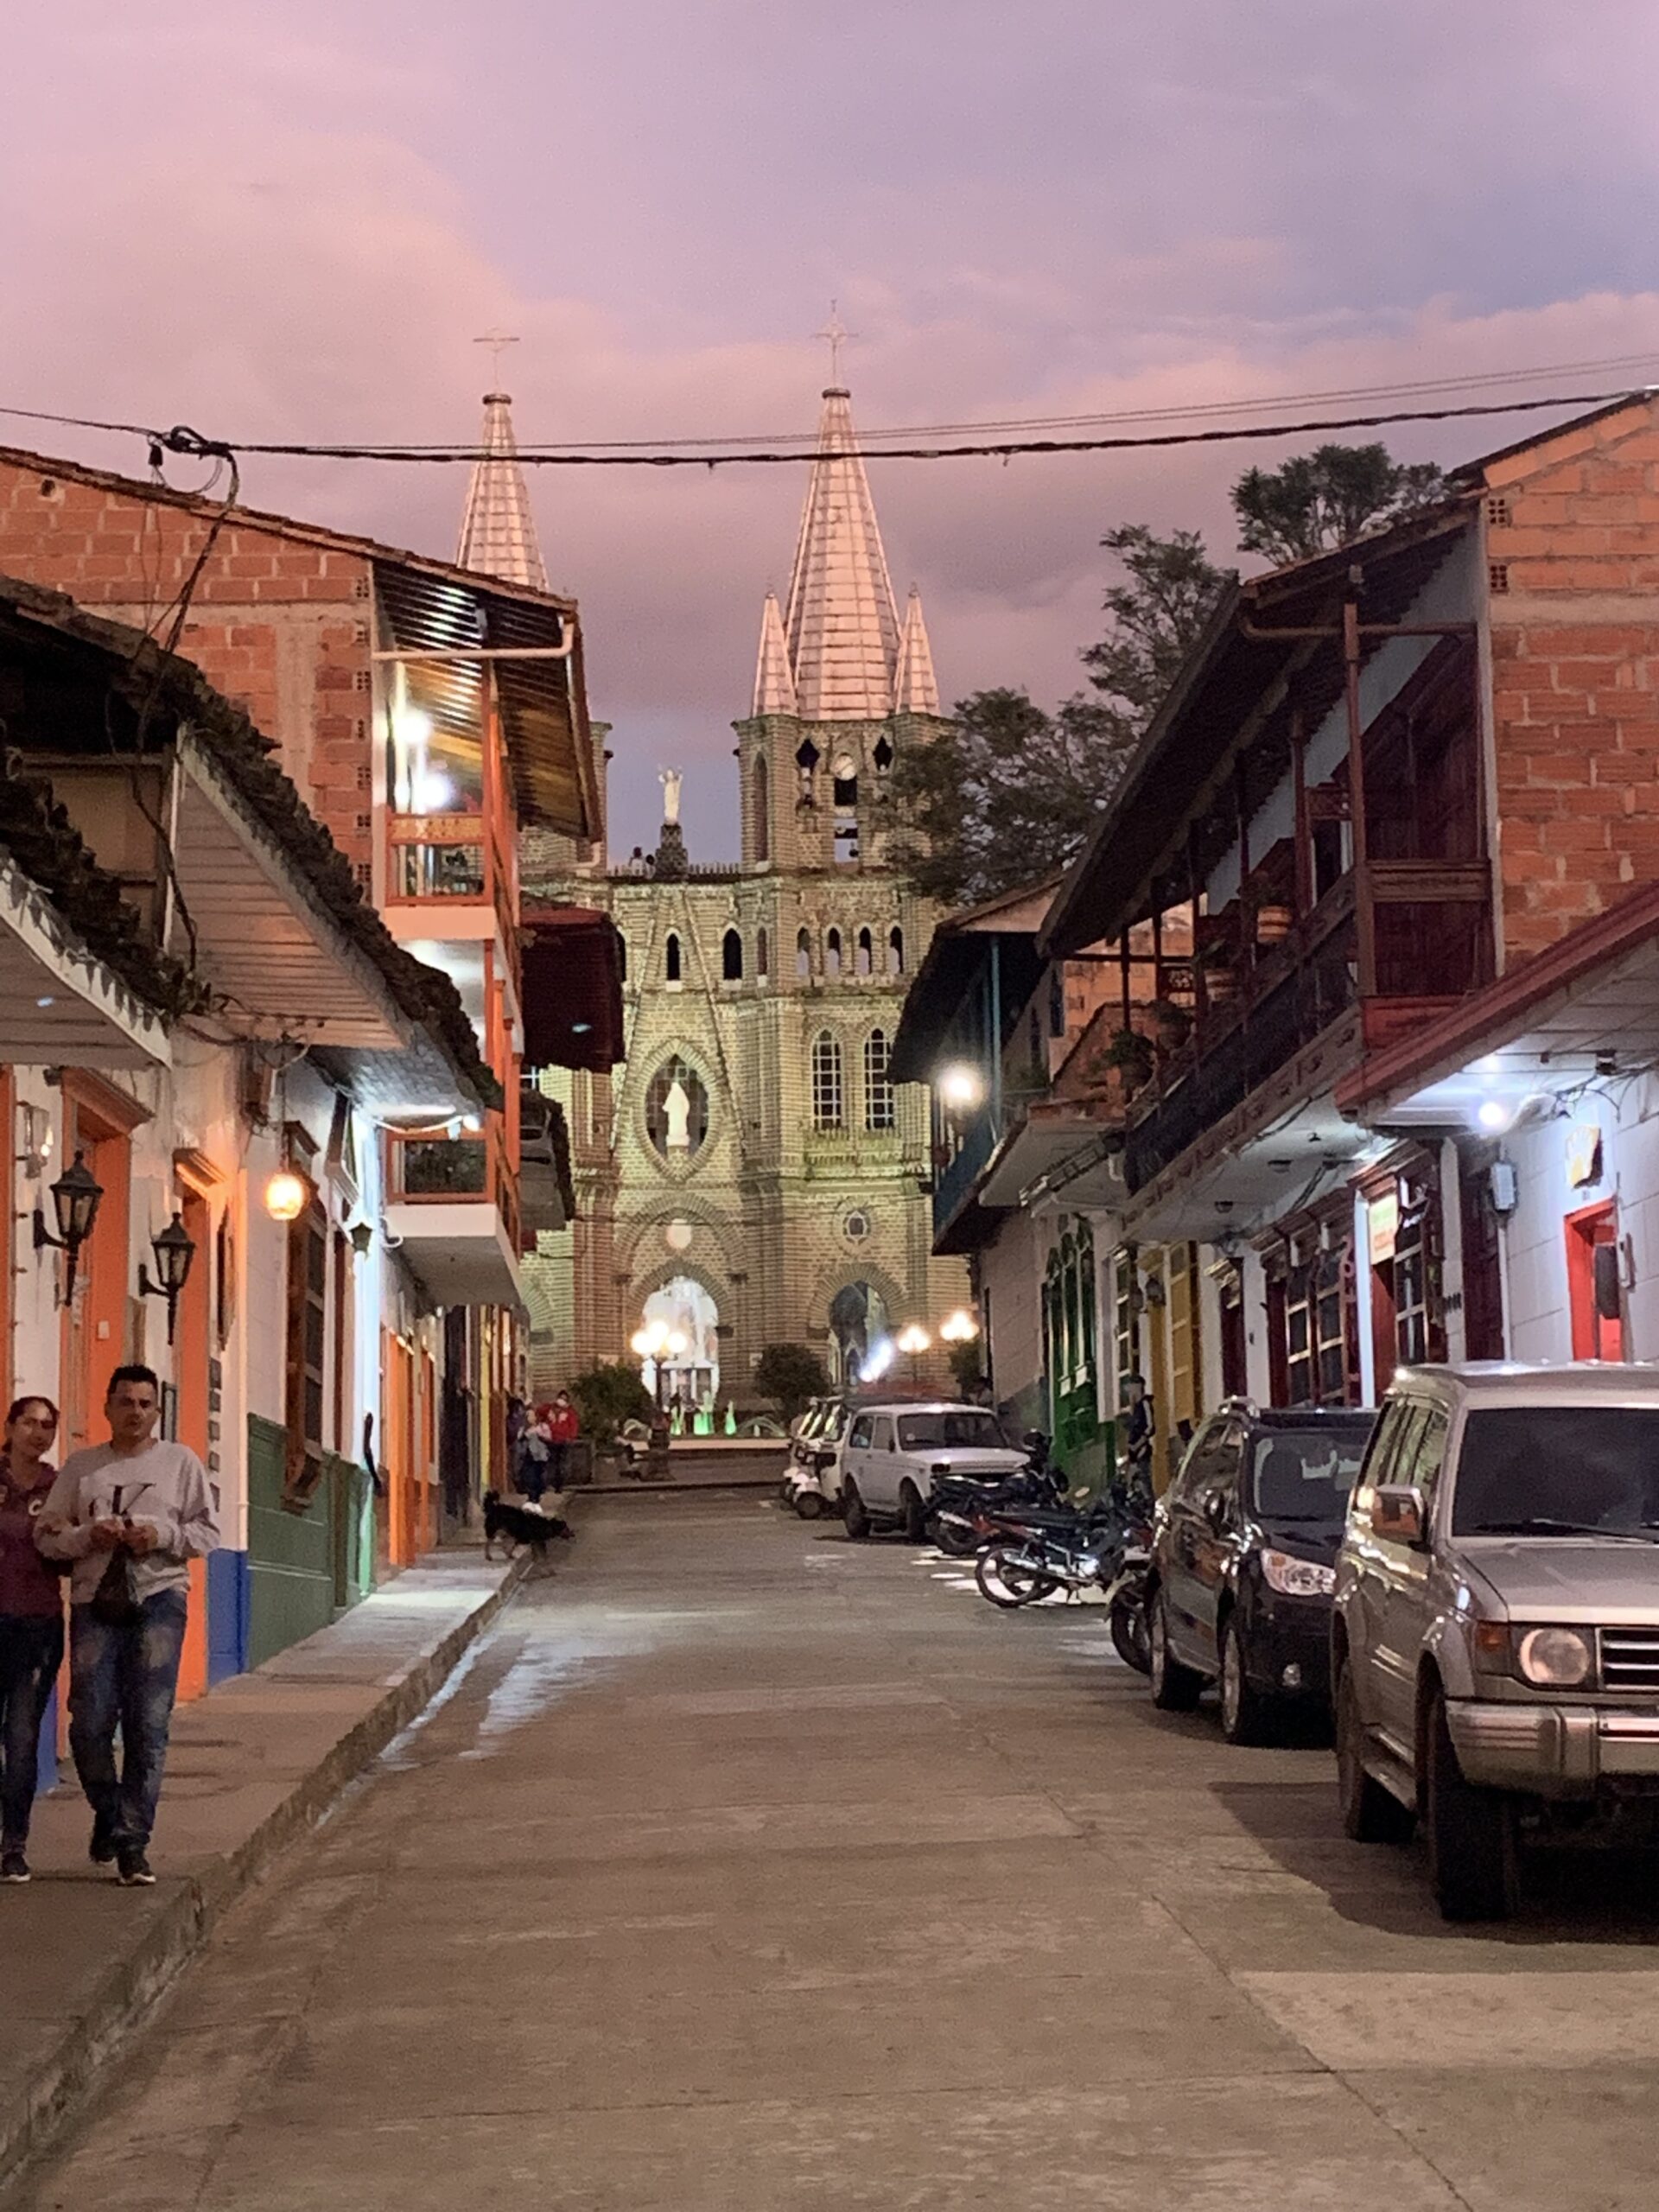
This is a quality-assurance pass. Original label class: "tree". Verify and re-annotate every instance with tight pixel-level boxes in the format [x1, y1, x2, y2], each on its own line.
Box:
[945, 1338, 986, 1399]
[753, 1342, 829, 1424]
[891, 526, 1224, 910]
[1080, 524, 1226, 722]
[1230, 442, 1446, 568]
[568, 1361, 654, 1446]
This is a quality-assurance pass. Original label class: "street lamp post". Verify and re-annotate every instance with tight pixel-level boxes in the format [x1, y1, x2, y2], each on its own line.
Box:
[895, 1322, 931, 1382]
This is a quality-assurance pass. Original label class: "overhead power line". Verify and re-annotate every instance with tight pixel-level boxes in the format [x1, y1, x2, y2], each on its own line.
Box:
[0, 382, 1650, 474]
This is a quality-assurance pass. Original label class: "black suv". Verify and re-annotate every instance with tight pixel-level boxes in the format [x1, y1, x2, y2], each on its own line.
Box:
[1147, 1402, 1374, 1743]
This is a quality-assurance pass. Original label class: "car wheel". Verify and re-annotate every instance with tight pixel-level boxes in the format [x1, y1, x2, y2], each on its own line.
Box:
[1217, 1612, 1277, 1746]
[1148, 1590, 1204, 1712]
[842, 1481, 870, 1541]
[794, 1491, 824, 1521]
[1335, 1661, 1414, 1844]
[1424, 1687, 1518, 1921]
[899, 1481, 928, 1543]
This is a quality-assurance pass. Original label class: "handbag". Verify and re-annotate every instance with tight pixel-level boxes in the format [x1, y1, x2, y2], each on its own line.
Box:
[89, 1547, 141, 1626]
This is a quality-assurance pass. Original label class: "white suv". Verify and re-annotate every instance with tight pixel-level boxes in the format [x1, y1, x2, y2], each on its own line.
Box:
[840, 1402, 1026, 1541]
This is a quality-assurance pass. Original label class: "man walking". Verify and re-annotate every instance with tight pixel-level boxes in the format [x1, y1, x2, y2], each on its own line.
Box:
[37, 1366, 219, 1885]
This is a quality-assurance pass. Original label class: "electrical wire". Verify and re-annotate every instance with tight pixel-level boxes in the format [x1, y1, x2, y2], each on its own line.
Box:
[0, 379, 1651, 473]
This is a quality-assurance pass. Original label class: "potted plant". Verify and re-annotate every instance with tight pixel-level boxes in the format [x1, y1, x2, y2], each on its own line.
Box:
[1197, 940, 1238, 1004]
[1101, 1027, 1156, 1095]
[1145, 997, 1192, 1051]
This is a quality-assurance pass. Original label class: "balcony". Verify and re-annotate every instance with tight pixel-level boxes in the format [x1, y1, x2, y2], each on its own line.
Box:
[384, 1125, 521, 1307]
[931, 1106, 1000, 1244]
[1122, 855, 1494, 1195]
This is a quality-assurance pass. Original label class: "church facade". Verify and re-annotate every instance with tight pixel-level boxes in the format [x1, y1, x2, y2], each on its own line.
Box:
[505, 384, 969, 1406]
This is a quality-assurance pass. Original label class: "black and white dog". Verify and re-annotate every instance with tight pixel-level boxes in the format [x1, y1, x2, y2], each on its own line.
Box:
[482, 1488, 573, 1567]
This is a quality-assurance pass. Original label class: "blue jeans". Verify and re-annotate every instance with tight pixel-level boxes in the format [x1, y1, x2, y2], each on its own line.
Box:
[69, 1587, 188, 1851]
[0, 1615, 64, 1847]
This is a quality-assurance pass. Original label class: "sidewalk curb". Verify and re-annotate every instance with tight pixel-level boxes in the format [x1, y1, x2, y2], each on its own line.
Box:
[1, 1552, 527, 2192]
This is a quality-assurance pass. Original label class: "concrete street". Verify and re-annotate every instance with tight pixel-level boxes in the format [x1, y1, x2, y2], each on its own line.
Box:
[10, 1491, 1659, 2212]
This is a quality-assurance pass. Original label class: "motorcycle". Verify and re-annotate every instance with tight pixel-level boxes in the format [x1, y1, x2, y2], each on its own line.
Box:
[972, 1484, 1155, 1623]
[927, 1448, 1067, 1557]
[1102, 1522, 1154, 1673]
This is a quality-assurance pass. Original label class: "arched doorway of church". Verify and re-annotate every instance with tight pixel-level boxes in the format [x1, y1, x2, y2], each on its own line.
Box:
[641, 1275, 721, 1425]
[829, 1281, 891, 1386]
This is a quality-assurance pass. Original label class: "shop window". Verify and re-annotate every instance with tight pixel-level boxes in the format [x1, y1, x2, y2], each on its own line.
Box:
[1284, 1252, 1315, 1408]
[1314, 1241, 1354, 1404]
[1393, 1192, 1445, 1368]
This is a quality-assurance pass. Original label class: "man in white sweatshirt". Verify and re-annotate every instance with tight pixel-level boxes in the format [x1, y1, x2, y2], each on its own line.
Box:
[37, 1364, 219, 1885]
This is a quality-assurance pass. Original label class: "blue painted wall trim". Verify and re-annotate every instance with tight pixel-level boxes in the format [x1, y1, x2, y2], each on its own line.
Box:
[207, 1547, 251, 1684]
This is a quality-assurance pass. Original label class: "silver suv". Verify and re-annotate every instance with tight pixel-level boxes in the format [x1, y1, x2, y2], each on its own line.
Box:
[1333, 1362, 1659, 1919]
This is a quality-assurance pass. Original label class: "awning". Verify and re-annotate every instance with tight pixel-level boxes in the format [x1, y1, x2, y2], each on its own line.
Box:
[1339, 875, 1659, 1131]
[0, 852, 169, 1068]
[521, 905, 625, 1071]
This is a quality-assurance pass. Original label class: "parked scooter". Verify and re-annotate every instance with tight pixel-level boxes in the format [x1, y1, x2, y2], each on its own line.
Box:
[972, 1482, 1154, 1618]
[1103, 1518, 1154, 1673]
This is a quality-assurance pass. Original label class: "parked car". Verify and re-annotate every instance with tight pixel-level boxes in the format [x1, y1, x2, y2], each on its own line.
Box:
[1148, 1401, 1375, 1742]
[840, 1402, 1027, 1540]
[1334, 1361, 1659, 1921]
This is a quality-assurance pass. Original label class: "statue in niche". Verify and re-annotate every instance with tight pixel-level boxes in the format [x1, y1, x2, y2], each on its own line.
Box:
[664, 1077, 692, 1151]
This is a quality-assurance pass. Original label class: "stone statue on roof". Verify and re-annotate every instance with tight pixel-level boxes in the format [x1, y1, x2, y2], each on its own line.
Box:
[659, 767, 683, 827]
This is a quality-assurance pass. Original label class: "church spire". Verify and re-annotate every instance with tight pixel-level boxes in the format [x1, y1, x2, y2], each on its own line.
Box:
[893, 586, 940, 715]
[456, 390, 549, 591]
[781, 385, 902, 720]
[752, 589, 798, 715]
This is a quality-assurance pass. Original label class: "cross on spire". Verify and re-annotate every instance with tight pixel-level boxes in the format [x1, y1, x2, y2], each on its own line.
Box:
[474, 327, 519, 385]
[812, 302, 856, 386]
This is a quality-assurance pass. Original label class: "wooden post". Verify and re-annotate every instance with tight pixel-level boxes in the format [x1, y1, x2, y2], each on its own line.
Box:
[1344, 588, 1377, 998]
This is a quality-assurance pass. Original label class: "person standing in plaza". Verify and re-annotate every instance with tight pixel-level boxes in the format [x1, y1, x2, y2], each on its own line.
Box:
[36, 1365, 219, 1886]
[0, 1395, 65, 1884]
[545, 1390, 579, 1495]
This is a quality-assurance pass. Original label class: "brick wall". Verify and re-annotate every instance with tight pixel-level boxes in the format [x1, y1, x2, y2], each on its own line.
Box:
[1485, 401, 1659, 962]
[0, 456, 376, 872]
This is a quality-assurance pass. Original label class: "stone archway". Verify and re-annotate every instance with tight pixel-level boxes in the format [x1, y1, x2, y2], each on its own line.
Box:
[639, 1274, 721, 1423]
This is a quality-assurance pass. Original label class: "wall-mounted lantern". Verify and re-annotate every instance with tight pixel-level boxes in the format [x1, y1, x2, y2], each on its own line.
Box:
[138, 1212, 197, 1344]
[33, 1149, 104, 1305]
[264, 1167, 309, 1223]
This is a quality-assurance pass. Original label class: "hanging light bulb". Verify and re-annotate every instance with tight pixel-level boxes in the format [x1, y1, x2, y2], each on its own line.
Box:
[264, 1168, 308, 1223]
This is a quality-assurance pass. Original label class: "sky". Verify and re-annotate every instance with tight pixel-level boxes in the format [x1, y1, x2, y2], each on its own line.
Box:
[10, 2, 1659, 854]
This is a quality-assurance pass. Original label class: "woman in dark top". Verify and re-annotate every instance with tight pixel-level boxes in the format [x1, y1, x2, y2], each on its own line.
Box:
[0, 1395, 63, 1883]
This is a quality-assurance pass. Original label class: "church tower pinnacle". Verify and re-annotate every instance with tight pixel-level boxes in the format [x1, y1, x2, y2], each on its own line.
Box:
[456, 388, 549, 591]
[764, 383, 936, 721]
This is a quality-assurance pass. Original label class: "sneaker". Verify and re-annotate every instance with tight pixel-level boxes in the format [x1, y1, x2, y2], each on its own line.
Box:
[89, 1821, 118, 1866]
[116, 1849, 156, 1887]
[0, 1849, 29, 1885]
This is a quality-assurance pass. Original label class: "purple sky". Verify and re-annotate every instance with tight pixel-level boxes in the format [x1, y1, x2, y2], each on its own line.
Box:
[10, 2, 1659, 855]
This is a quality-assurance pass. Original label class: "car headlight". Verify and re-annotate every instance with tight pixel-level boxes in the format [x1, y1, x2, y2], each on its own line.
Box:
[1515, 1625, 1595, 1688]
[1261, 1550, 1336, 1599]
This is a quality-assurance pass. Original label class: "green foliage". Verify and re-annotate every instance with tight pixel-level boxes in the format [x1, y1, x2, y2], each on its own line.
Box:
[753, 1342, 829, 1423]
[1230, 442, 1446, 568]
[569, 1361, 654, 1446]
[946, 1338, 986, 1397]
[1080, 524, 1226, 723]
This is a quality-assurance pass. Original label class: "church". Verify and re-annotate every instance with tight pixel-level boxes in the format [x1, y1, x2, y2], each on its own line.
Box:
[457, 376, 968, 1409]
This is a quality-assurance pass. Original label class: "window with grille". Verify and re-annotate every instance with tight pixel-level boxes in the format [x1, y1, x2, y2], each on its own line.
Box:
[864, 1028, 894, 1130]
[811, 1032, 844, 1130]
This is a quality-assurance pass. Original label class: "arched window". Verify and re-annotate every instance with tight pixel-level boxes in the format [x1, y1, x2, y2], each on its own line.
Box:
[664, 931, 682, 983]
[864, 1027, 894, 1131]
[756, 926, 769, 980]
[825, 927, 842, 979]
[811, 1033, 844, 1130]
[855, 926, 873, 977]
[796, 928, 812, 980]
[873, 734, 893, 774]
[721, 928, 743, 982]
[753, 754, 770, 862]
[887, 925, 905, 976]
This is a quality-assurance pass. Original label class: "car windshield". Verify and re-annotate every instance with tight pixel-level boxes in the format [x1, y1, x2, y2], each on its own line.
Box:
[1452, 1407, 1659, 1536]
[1252, 1430, 1369, 1521]
[896, 1411, 1007, 1452]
